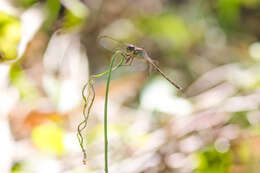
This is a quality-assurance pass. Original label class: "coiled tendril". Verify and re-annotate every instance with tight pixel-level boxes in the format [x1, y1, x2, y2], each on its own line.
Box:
[77, 51, 125, 165]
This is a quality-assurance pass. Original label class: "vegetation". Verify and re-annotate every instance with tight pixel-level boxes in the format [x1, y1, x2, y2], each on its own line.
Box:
[1, 0, 260, 173]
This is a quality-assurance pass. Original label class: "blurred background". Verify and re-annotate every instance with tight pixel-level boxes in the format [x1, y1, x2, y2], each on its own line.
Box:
[1, 0, 260, 172]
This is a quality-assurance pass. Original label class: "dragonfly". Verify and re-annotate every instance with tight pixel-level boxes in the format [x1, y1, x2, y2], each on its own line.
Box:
[98, 35, 183, 91]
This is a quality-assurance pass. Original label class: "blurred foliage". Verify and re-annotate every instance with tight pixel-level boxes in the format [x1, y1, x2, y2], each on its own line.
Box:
[0, 11, 21, 61]
[217, 0, 242, 29]
[136, 13, 192, 51]
[11, 162, 23, 173]
[9, 63, 39, 102]
[1, 0, 260, 172]
[217, 0, 260, 30]
[44, 0, 61, 29]
[63, 10, 85, 30]
[229, 111, 250, 128]
[238, 140, 251, 163]
[195, 147, 232, 173]
[31, 123, 65, 155]
[18, 0, 38, 8]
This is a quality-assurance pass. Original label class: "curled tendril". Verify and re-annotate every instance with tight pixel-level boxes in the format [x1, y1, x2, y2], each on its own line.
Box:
[77, 78, 95, 164]
[77, 51, 125, 165]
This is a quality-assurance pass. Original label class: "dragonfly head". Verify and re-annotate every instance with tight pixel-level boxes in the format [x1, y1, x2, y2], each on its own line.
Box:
[126, 44, 135, 52]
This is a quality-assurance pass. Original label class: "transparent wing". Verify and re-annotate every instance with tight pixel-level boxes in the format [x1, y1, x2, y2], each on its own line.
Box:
[98, 35, 128, 53]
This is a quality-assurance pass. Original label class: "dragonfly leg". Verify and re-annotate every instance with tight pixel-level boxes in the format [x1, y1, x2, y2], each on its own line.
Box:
[122, 56, 134, 66]
[128, 57, 134, 66]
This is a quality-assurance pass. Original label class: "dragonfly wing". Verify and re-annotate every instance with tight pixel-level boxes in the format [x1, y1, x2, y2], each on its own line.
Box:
[98, 35, 127, 53]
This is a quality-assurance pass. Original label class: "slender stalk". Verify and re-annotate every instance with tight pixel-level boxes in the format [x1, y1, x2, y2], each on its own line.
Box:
[104, 52, 119, 173]
[77, 51, 124, 166]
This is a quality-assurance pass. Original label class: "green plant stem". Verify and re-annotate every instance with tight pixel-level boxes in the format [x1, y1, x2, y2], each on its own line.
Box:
[77, 51, 125, 165]
[104, 52, 120, 173]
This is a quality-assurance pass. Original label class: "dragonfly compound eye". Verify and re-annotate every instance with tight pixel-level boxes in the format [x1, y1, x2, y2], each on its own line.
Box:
[127, 45, 135, 51]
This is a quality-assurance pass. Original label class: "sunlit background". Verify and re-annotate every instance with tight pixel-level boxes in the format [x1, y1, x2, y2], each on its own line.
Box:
[1, 0, 260, 172]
